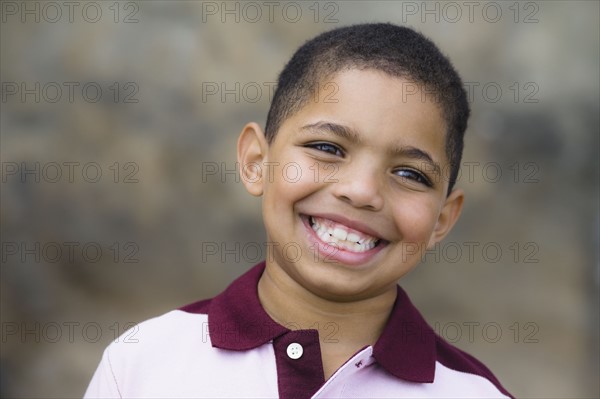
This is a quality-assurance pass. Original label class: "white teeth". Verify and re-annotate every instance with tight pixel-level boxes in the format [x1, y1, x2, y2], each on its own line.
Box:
[333, 228, 347, 240]
[308, 215, 380, 253]
[318, 230, 333, 244]
[347, 233, 361, 243]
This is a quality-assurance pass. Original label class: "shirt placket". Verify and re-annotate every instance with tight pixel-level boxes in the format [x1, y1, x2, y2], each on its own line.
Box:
[272, 330, 325, 399]
[311, 347, 375, 398]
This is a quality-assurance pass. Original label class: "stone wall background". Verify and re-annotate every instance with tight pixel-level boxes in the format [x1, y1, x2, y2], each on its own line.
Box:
[1, 1, 598, 398]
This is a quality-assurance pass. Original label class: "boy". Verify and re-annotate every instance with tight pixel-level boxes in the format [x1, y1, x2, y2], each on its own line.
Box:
[85, 23, 513, 398]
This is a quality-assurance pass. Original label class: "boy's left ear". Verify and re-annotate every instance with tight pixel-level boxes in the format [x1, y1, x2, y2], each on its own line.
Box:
[427, 188, 464, 249]
[237, 122, 269, 197]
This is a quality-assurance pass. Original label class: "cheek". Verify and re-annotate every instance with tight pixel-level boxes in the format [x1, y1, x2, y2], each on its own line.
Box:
[391, 198, 440, 244]
[263, 155, 320, 210]
[269, 149, 321, 187]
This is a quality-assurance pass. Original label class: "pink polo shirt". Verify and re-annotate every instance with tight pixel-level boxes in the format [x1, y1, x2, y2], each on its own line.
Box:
[84, 262, 513, 398]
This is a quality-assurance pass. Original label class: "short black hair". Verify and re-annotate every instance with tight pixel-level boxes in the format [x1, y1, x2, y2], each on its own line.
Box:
[265, 23, 470, 193]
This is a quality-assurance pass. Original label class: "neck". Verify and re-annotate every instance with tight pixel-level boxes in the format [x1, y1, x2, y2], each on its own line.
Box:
[257, 262, 397, 379]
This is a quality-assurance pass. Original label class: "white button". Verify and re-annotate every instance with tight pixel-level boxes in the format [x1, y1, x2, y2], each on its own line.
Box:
[286, 343, 303, 359]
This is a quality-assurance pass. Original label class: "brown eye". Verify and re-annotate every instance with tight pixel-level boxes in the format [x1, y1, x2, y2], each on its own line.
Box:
[307, 142, 344, 157]
[394, 169, 432, 187]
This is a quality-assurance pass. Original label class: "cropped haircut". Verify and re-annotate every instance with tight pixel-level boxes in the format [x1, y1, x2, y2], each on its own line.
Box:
[264, 23, 470, 194]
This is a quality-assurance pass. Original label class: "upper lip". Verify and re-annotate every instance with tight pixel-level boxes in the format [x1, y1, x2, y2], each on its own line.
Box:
[306, 212, 387, 242]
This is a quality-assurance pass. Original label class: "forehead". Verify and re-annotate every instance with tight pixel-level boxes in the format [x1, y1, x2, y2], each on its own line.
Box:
[277, 68, 448, 163]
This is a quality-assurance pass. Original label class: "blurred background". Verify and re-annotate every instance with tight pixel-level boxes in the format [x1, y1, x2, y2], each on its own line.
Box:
[1, 1, 598, 398]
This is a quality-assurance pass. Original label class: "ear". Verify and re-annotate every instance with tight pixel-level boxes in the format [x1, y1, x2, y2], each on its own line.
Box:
[237, 122, 269, 197]
[427, 188, 464, 249]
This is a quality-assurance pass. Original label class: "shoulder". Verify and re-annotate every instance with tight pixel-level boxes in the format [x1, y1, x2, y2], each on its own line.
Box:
[87, 299, 219, 397]
[110, 297, 212, 353]
[376, 286, 514, 398]
[107, 300, 212, 361]
[433, 334, 514, 399]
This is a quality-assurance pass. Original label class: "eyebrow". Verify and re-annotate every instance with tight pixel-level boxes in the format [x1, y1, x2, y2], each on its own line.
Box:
[300, 121, 442, 176]
[301, 121, 363, 144]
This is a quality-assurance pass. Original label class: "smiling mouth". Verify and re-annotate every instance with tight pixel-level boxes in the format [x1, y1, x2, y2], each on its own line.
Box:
[307, 215, 383, 253]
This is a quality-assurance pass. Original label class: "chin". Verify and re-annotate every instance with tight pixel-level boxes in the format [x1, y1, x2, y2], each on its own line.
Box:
[298, 268, 386, 302]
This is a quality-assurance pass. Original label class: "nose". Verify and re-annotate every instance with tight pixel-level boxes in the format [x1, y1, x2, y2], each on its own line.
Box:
[331, 160, 384, 211]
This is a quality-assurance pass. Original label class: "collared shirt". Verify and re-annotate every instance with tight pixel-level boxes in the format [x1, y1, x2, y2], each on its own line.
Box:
[84, 262, 513, 398]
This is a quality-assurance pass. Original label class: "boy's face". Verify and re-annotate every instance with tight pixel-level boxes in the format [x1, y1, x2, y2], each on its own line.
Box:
[238, 68, 463, 301]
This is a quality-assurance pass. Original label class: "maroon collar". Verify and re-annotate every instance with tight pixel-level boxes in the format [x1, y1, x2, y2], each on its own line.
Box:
[207, 262, 436, 383]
